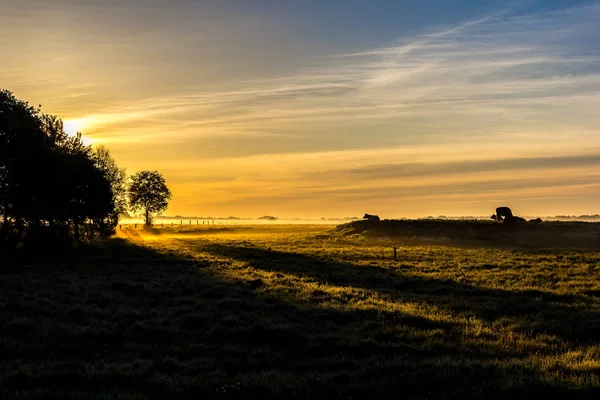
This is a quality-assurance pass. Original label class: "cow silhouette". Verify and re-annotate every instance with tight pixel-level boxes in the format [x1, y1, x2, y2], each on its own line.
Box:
[491, 206, 513, 221]
[363, 213, 380, 221]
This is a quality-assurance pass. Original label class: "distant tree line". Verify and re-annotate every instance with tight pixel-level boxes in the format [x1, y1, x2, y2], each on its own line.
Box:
[0, 89, 171, 250]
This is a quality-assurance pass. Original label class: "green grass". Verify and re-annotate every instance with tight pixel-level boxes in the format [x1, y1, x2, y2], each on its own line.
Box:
[2, 222, 600, 399]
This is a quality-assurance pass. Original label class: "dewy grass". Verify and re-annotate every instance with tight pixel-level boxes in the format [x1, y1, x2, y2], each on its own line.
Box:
[2, 222, 600, 399]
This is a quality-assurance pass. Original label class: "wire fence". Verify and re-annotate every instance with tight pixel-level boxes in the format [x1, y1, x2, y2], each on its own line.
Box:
[119, 220, 241, 230]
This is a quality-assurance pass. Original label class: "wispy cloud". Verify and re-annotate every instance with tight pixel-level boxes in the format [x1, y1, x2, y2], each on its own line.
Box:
[147, 141, 600, 217]
[3, 1, 600, 216]
[50, 1, 599, 152]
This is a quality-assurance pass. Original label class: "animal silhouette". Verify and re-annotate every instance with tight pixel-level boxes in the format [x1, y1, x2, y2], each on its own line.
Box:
[491, 206, 513, 221]
[363, 213, 380, 221]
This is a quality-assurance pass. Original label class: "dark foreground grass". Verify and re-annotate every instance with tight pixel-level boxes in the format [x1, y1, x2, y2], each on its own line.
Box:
[2, 224, 600, 399]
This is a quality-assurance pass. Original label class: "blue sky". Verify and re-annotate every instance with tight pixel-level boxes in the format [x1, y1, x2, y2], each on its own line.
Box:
[2, 0, 600, 217]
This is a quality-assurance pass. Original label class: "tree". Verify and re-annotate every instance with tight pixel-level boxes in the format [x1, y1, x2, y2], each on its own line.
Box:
[0, 89, 47, 241]
[128, 171, 172, 225]
[0, 89, 122, 249]
[93, 146, 127, 236]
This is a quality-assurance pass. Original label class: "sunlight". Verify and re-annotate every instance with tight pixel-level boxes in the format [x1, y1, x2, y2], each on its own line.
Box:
[81, 135, 94, 146]
[63, 118, 89, 137]
[63, 117, 95, 146]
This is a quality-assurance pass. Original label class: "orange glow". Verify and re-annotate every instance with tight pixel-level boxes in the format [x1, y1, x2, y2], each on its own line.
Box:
[3, 1, 600, 218]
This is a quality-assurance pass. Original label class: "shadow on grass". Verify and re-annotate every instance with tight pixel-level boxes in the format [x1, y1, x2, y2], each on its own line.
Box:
[2, 238, 599, 399]
[204, 244, 600, 347]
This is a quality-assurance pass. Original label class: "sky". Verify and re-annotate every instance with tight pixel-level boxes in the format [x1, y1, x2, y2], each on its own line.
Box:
[2, 0, 600, 218]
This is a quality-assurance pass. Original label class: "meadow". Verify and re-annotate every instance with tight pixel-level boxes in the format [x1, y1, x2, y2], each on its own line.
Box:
[2, 221, 600, 399]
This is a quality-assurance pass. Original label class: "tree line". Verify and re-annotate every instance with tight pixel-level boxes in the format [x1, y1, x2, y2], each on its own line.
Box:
[0, 89, 171, 250]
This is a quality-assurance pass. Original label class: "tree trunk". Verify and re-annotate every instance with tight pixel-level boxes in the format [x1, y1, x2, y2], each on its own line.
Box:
[16, 217, 24, 242]
[145, 208, 150, 226]
[74, 217, 80, 242]
[49, 219, 55, 237]
[1, 204, 7, 236]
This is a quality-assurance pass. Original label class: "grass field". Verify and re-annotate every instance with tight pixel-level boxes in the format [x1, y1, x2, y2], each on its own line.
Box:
[2, 221, 600, 399]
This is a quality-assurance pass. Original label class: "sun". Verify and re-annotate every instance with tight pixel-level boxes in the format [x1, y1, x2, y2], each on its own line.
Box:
[63, 118, 89, 137]
[63, 118, 95, 146]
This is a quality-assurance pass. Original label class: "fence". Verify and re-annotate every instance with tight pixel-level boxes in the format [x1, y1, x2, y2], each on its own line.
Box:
[118, 220, 238, 230]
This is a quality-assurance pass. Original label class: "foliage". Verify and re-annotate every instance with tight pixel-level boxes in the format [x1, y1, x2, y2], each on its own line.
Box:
[3, 224, 600, 398]
[128, 170, 172, 225]
[0, 89, 122, 248]
[93, 146, 127, 236]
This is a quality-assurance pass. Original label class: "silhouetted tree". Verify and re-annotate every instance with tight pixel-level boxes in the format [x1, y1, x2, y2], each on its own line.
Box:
[0, 89, 48, 244]
[63, 144, 115, 242]
[0, 89, 122, 249]
[92, 146, 127, 236]
[128, 170, 172, 225]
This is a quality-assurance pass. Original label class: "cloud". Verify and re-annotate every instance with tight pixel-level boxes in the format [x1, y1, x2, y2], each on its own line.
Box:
[3, 1, 600, 216]
[150, 141, 600, 217]
[54, 1, 599, 151]
[340, 154, 600, 180]
[7, 0, 598, 148]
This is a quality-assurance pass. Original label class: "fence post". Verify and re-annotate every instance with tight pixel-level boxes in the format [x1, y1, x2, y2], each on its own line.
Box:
[189, 220, 191, 225]
[171, 222, 173, 227]
[180, 220, 182, 226]
[162, 223, 164, 227]
[119, 224, 122, 230]
[134, 224, 137, 229]
[393, 247, 397, 261]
